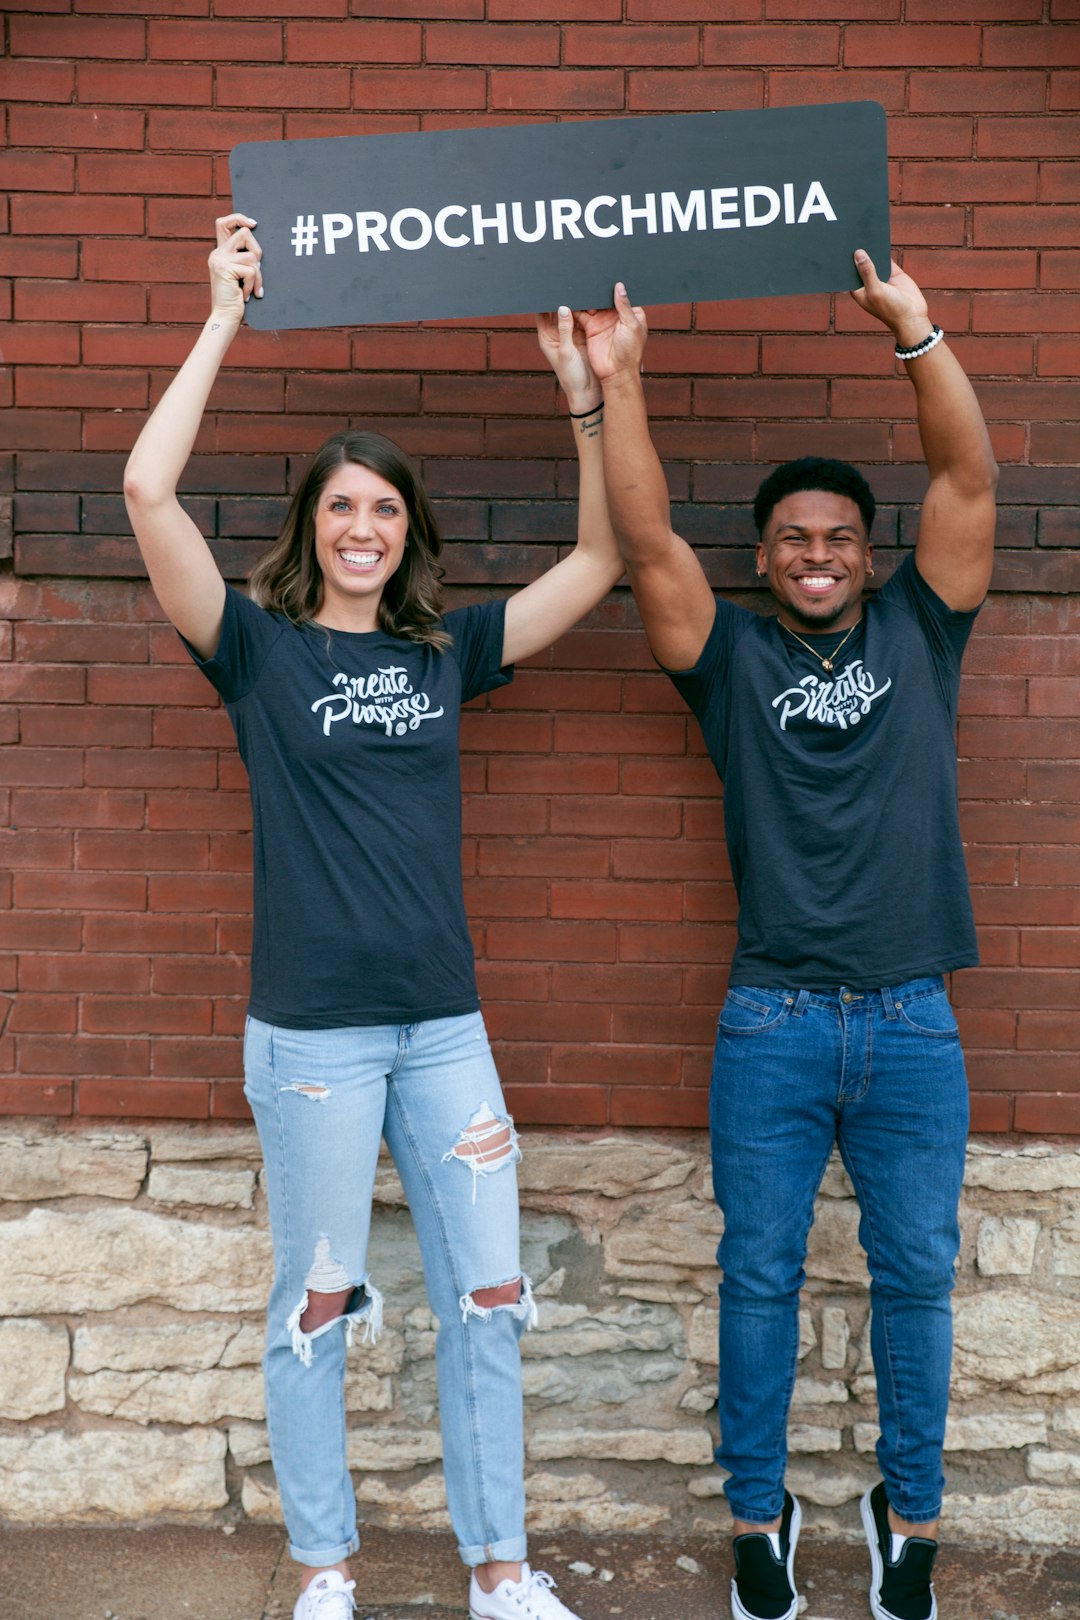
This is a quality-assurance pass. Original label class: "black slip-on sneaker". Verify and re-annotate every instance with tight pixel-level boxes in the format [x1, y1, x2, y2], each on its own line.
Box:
[860, 1482, 938, 1620]
[731, 1490, 801, 1620]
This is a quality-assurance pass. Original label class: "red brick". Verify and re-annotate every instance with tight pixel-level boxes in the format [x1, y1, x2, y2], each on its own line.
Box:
[549, 879, 679, 922]
[212, 0, 345, 12]
[620, 757, 722, 799]
[148, 791, 251, 831]
[486, 919, 615, 962]
[461, 877, 547, 918]
[78, 1079, 209, 1119]
[210, 1081, 253, 1120]
[475, 962, 551, 1003]
[547, 795, 681, 838]
[772, 0, 901, 10]
[902, 249, 1037, 290]
[1021, 929, 1080, 967]
[86, 667, 213, 706]
[150, 19, 283, 58]
[82, 238, 203, 285]
[19, 1034, 149, 1077]
[15, 281, 147, 323]
[83, 995, 213, 1036]
[7, 994, 78, 1035]
[979, 117, 1080, 159]
[551, 1043, 682, 1088]
[422, 21, 556, 63]
[23, 706, 151, 752]
[984, 23, 1080, 64]
[0, 828, 72, 871]
[1017, 1012, 1080, 1050]
[954, 968, 1080, 1008]
[0, 60, 74, 101]
[618, 922, 734, 963]
[76, 832, 209, 873]
[969, 1093, 1012, 1132]
[767, 68, 905, 108]
[12, 14, 144, 53]
[501, 1084, 607, 1125]
[0, 1080, 73, 1117]
[0, 152, 75, 193]
[901, 161, 1037, 205]
[1040, 163, 1080, 202]
[151, 952, 250, 991]
[0, 239, 78, 278]
[81, 919, 209, 966]
[968, 1052, 1080, 1090]
[610, 1088, 708, 1128]
[852, 24, 982, 64]
[1042, 251, 1080, 289]
[629, 69, 765, 111]
[151, 1037, 240, 1077]
[881, 116, 974, 160]
[148, 109, 283, 150]
[955, 1007, 1017, 1047]
[491, 0, 615, 14]
[12, 788, 145, 829]
[145, 874, 250, 914]
[1028, 677, 1080, 715]
[476, 838, 609, 879]
[15, 871, 146, 913]
[77, 154, 212, 197]
[78, 63, 212, 105]
[982, 292, 1078, 336]
[1014, 1093, 1080, 1132]
[2, 328, 81, 370]
[485, 1002, 610, 1045]
[9, 104, 145, 147]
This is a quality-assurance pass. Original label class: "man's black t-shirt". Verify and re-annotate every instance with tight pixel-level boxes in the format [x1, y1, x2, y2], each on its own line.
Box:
[185, 586, 512, 1028]
[668, 554, 980, 989]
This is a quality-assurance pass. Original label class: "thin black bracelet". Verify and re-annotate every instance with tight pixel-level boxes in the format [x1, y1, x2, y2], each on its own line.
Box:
[568, 403, 603, 418]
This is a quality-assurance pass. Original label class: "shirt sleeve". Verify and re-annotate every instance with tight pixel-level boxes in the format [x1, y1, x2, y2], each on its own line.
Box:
[878, 553, 980, 699]
[179, 584, 286, 705]
[663, 594, 753, 723]
[444, 598, 515, 705]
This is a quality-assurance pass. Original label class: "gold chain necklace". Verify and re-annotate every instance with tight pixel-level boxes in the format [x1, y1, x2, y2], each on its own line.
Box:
[779, 616, 862, 674]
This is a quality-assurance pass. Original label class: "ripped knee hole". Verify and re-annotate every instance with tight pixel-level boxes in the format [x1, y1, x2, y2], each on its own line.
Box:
[469, 1278, 522, 1309]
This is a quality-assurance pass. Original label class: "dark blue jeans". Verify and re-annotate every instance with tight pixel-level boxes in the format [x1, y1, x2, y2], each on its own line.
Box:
[709, 976, 969, 1525]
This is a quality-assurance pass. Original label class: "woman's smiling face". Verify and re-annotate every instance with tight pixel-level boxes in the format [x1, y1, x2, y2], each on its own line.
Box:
[312, 460, 410, 630]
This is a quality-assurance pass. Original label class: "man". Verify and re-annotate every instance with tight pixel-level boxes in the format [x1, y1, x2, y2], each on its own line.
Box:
[582, 252, 997, 1620]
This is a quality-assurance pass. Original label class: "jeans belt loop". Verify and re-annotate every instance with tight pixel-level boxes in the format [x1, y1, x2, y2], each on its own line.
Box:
[880, 985, 898, 1019]
[793, 989, 810, 1017]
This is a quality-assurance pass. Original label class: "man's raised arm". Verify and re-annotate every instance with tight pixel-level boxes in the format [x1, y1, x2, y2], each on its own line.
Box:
[851, 250, 998, 612]
[583, 285, 716, 671]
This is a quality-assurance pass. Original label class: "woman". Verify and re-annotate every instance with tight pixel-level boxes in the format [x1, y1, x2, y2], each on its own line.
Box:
[124, 214, 621, 1620]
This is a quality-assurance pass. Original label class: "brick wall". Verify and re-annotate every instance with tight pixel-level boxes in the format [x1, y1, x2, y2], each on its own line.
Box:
[2, 4, 1078, 1135]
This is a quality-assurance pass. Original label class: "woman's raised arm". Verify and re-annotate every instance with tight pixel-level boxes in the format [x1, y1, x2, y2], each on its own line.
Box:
[123, 213, 263, 659]
[500, 307, 624, 668]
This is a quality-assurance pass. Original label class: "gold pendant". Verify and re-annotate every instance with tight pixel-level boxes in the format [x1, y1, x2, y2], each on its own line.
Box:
[822, 659, 833, 673]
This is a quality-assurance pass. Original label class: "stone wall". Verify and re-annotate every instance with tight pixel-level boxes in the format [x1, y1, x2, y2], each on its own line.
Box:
[0, 1121, 1078, 1548]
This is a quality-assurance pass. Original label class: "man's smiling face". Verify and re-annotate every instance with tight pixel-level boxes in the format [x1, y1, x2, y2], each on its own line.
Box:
[756, 488, 872, 634]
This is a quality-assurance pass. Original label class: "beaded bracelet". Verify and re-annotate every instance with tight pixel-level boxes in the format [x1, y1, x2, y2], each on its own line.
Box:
[895, 325, 944, 361]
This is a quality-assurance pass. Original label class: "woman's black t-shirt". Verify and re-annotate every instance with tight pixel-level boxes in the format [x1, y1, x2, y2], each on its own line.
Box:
[185, 586, 512, 1028]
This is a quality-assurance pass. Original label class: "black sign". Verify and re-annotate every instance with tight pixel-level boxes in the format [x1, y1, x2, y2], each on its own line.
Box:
[230, 103, 890, 331]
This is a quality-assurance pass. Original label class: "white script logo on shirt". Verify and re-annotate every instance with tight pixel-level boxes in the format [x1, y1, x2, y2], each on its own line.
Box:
[311, 667, 446, 737]
[772, 658, 892, 733]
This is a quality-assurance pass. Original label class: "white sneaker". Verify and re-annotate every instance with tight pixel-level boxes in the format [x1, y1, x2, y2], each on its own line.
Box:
[292, 1569, 356, 1620]
[469, 1562, 583, 1620]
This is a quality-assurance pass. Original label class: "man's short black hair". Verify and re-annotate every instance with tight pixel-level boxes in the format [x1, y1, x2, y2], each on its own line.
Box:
[752, 456, 876, 539]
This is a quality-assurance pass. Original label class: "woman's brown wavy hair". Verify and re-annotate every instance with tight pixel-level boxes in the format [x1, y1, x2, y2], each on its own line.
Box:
[248, 430, 450, 651]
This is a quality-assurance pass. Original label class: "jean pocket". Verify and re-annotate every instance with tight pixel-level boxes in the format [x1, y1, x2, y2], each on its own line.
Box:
[893, 989, 959, 1038]
[717, 988, 794, 1034]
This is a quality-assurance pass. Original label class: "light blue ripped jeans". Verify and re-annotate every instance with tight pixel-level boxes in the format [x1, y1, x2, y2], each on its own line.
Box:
[243, 1011, 536, 1570]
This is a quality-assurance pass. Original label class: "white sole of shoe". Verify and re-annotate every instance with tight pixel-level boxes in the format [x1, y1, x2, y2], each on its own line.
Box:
[730, 1493, 802, 1620]
[859, 1488, 938, 1620]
